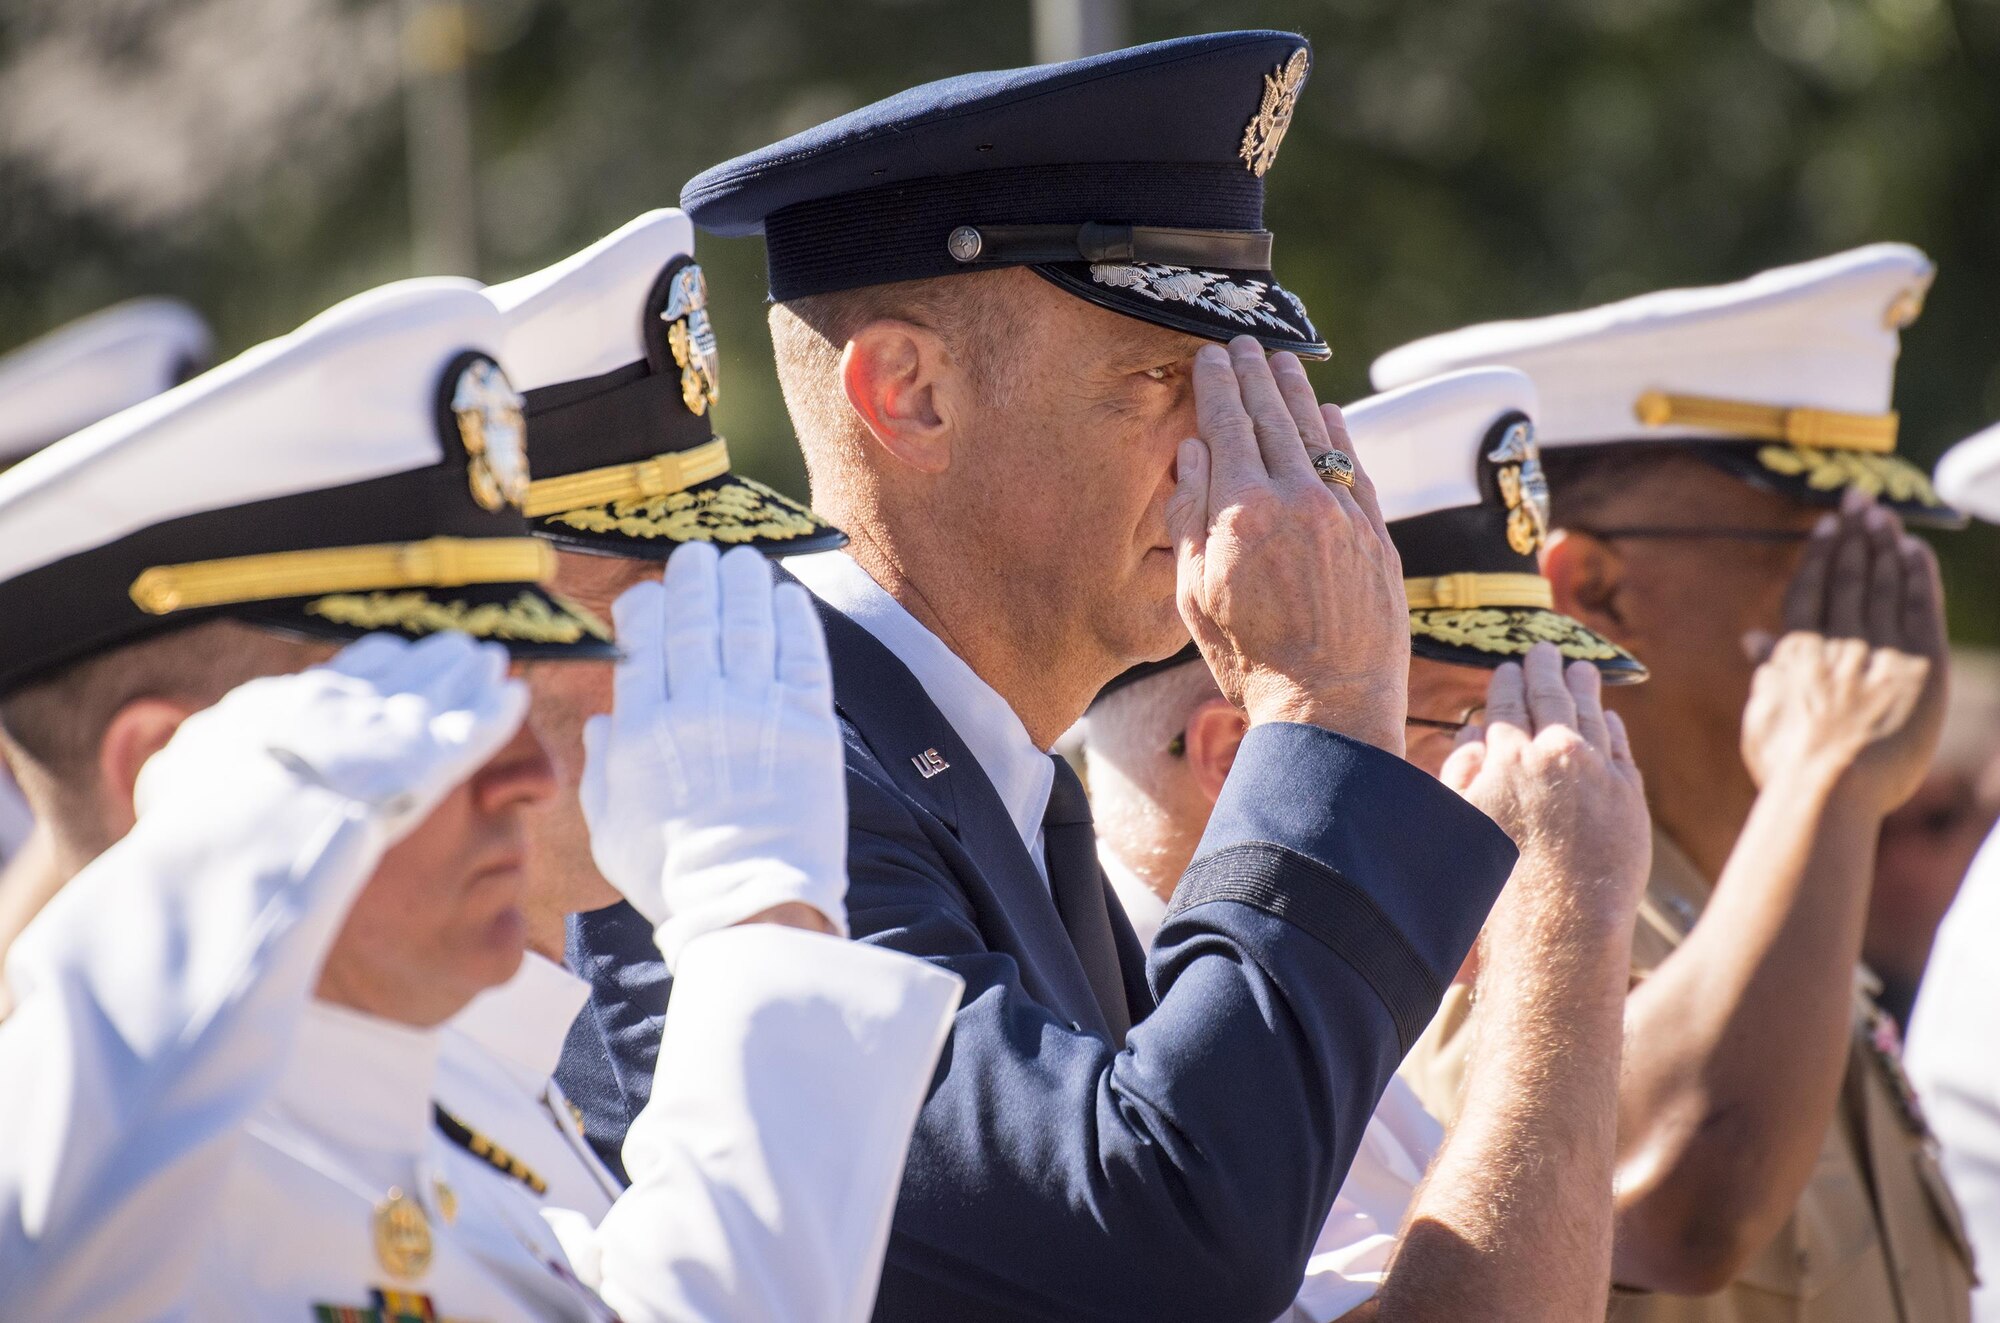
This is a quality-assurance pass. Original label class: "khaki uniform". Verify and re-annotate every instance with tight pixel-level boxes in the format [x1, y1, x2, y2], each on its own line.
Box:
[1401, 828, 1976, 1322]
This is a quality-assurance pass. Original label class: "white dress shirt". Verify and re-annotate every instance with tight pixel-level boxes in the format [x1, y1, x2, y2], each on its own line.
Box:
[1908, 827, 2000, 1323]
[1101, 844, 1168, 948]
[1102, 841, 1440, 1322]
[788, 549, 1055, 880]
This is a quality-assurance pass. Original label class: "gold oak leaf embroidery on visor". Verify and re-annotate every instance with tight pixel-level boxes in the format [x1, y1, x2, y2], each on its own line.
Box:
[306, 591, 611, 644]
[545, 478, 827, 544]
[1756, 445, 1943, 507]
[1411, 608, 1629, 662]
[1088, 263, 1302, 335]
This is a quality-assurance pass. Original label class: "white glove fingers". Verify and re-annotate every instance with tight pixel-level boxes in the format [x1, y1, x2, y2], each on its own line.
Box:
[323, 632, 411, 685]
[611, 580, 670, 718]
[661, 542, 724, 696]
[718, 546, 778, 684]
[773, 581, 834, 701]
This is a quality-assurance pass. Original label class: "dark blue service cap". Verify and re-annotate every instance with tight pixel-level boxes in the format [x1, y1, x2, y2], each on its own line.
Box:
[681, 31, 1327, 358]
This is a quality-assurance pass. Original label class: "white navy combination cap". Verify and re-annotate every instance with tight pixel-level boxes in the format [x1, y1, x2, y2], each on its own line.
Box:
[486, 209, 843, 559]
[1348, 367, 1644, 681]
[1369, 245, 1957, 526]
[0, 299, 212, 466]
[0, 279, 614, 697]
[1935, 421, 2000, 524]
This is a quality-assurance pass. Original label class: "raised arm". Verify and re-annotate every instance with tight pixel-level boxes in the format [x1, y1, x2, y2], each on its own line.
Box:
[574, 544, 962, 1323]
[1344, 645, 1650, 1322]
[1612, 496, 1946, 1291]
[0, 634, 527, 1320]
[842, 342, 1517, 1320]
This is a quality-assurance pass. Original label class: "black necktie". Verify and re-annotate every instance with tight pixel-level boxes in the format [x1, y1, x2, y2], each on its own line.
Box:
[1043, 754, 1133, 1047]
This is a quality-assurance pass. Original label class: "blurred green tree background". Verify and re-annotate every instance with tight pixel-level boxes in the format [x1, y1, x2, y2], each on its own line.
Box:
[3, 0, 1998, 631]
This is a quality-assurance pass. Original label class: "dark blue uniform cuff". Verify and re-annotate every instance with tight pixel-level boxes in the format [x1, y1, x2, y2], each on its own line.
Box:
[1171, 721, 1515, 1045]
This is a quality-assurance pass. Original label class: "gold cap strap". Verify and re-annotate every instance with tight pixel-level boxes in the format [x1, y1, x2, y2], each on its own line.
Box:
[523, 437, 732, 517]
[1634, 391, 1898, 454]
[1405, 572, 1554, 611]
[129, 536, 557, 616]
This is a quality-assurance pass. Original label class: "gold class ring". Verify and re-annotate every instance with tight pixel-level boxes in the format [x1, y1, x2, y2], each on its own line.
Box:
[1312, 449, 1356, 488]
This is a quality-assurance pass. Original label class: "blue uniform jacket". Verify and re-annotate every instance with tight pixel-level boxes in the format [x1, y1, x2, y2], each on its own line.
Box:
[561, 595, 1516, 1322]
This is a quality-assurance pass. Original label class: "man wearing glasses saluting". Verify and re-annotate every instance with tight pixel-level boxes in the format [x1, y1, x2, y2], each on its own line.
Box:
[1374, 245, 1975, 1323]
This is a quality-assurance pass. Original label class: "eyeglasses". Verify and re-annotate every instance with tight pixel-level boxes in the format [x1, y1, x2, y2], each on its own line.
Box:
[1406, 707, 1484, 735]
[1568, 525, 1816, 544]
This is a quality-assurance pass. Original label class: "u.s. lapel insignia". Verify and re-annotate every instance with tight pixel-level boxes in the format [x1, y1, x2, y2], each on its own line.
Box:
[372, 1188, 434, 1280]
[1487, 418, 1550, 555]
[451, 357, 530, 513]
[1239, 48, 1309, 177]
[659, 262, 720, 416]
[912, 748, 950, 779]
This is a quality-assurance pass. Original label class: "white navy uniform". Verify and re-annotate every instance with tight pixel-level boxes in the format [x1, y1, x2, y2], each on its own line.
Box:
[0, 278, 964, 1321]
[439, 953, 622, 1224]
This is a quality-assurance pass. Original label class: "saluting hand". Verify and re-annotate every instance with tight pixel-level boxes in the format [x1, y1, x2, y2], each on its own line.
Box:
[1740, 491, 1946, 813]
[581, 543, 848, 967]
[1166, 336, 1409, 754]
[1440, 643, 1651, 931]
[136, 631, 528, 846]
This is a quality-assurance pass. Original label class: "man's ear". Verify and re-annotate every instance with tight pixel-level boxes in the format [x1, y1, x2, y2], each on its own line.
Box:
[839, 319, 958, 475]
[1541, 528, 1629, 642]
[1183, 696, 1249, 807]
[96, 697, 195, 840]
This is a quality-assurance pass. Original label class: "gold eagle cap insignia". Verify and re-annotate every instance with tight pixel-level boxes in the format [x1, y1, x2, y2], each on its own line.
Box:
[1240, 48, 1309, 178]
[451, 358, 530, 513]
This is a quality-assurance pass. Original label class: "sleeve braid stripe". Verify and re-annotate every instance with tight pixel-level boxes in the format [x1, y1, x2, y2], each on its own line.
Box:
[1166, 840, 1442, 1052]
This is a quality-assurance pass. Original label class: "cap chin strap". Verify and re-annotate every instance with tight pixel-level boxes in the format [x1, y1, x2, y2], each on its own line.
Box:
[523, 437, 731, 517]
[129, 536, 556, 615]
[1634, 390, 1898, 454]
[946, 222, 1274, 270]
[1405, 572, 1554, 611]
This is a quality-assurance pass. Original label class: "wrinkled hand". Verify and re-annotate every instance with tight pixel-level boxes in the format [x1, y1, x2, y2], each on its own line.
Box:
[1441, 643, 1651, 928]
[1167, 337, 1408, 753]
[581, 543, 847, 966]
[134, 632, 528, 844]
[1741, 493, 1944, 811]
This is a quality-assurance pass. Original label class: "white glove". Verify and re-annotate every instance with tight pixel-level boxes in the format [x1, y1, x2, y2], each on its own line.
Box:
[582, 543, 847, 967]
[135, 631, 530, 846]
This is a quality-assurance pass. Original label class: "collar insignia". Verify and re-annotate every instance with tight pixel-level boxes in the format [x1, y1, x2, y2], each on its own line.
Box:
[912, 748, 950, 779]
[1239, 48, 1309, 177]
[1487, 418, 1550, 555]
[659, 262, 720, 416]
[451, 358, 529, 513]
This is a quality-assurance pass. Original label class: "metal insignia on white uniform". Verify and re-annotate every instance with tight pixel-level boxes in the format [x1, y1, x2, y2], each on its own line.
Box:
[373, 1187, 434, 1280]
[1088, 262, 1302, 336]
[452, 358, 530, 513]
[1487, 419, 1551, 555]
[659, 263, 721, 416]
[1239, 48, 1309, 177]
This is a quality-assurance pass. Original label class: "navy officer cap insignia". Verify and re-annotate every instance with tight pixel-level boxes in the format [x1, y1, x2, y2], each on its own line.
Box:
[486, 209, 846, 559]
[681, 31, 1327, 358]
[1349, 368, 1645, 682]
[0, 279, 615, 699]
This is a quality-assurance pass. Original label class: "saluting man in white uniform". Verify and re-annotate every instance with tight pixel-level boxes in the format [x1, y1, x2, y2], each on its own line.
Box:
[423, 208, 855, 1224]
[0, 279, 960, 1321]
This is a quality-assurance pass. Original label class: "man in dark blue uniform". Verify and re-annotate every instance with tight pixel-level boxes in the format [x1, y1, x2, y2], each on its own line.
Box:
[557, 33, 1519, 1321]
